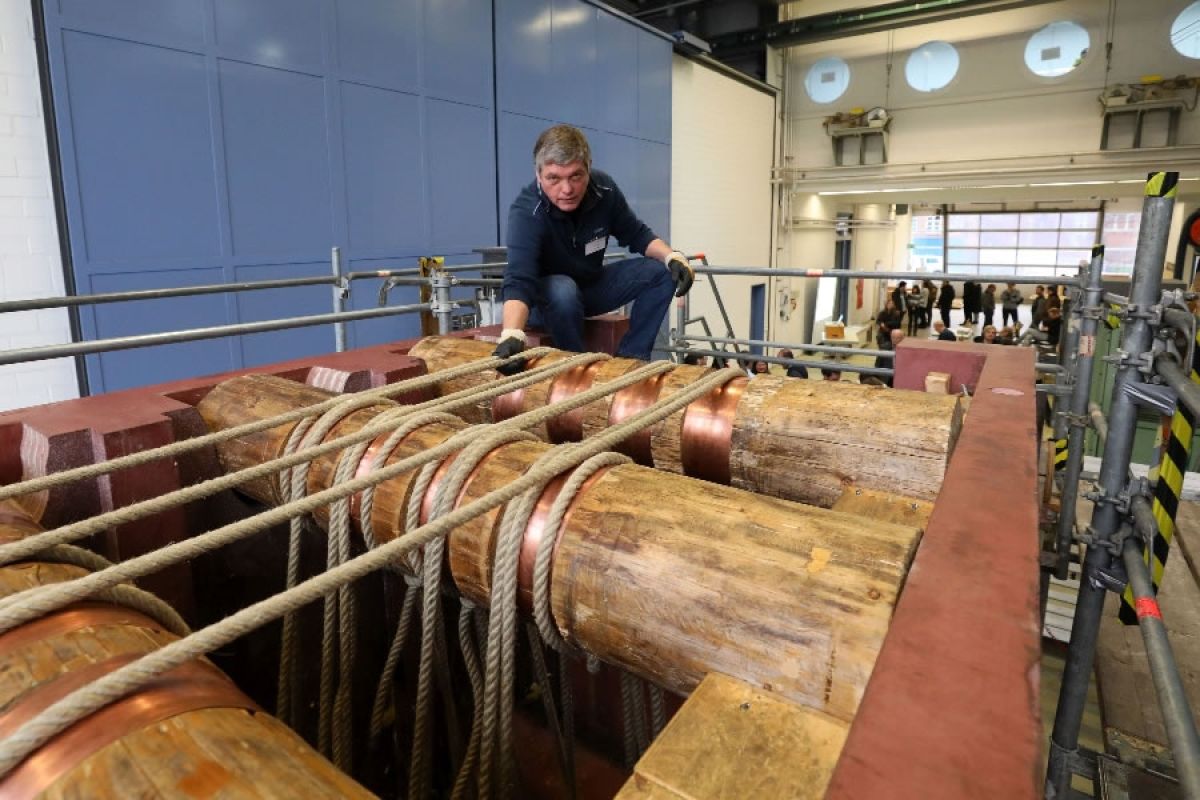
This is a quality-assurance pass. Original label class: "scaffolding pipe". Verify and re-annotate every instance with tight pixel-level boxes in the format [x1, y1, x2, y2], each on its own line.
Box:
[432, 272, 453, 335]
[1155, 355, 1200, 422]
[1055, 250, 1106, 581]
[0, 303, 436, 367]
[679, 333, 892, 359]
[692, 266, 1075, 286]
[664, 345, 894, 377]
[1163, 307, 1198, 337]
[0, 275, 338, 314]
[1047, 173, 1177, 797]
[331, 246, 347, 353]
[1121, 534, 1200, 796]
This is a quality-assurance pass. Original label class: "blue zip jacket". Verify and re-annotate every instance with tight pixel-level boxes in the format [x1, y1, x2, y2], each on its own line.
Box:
[502, 170, 657, 308]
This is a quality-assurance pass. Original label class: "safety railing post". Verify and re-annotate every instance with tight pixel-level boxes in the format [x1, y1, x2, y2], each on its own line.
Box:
[331, 246, 348, 353]
[1054, 247, 1106, 582]
[431, 271, 453, 335]
[1047, 172, 1178, 797]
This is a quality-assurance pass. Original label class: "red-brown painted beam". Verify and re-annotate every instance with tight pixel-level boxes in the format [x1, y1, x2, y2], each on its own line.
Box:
[827, 339, 1042, 799]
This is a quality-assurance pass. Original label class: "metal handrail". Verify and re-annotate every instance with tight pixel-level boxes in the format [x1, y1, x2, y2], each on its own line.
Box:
[664, 345, 894, 378]
[0, 275, 339, 314]
[0, 302, 440, 367]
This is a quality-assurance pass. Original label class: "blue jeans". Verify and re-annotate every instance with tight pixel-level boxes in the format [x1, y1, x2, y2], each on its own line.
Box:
[532, 257, 674, 361]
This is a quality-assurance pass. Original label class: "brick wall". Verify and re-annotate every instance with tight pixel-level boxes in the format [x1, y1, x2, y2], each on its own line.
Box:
[0, 2, 78, 411]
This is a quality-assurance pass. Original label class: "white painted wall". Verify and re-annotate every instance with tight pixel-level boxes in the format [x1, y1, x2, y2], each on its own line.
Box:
[782, 0, 1200, 172]
[670, 55, 777, 348]
[0, 2, 76, 411]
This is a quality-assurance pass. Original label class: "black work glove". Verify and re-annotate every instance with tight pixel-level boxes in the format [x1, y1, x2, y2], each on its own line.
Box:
[665, 251, 695, 298]
[493, 330, 527, 375]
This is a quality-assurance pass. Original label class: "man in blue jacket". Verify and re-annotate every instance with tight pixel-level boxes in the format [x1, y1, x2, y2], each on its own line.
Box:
[492, 125, 694, 373]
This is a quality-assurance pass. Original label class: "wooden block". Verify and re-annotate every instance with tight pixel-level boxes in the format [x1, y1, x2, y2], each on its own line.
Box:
[824, 322, 846, 340]
[832, 487, 935, 528]
[615, 673, 850, 800]
[924, 371, 951, 394]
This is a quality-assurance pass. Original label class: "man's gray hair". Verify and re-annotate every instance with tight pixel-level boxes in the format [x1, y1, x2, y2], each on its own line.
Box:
[533, 124, 591, 173]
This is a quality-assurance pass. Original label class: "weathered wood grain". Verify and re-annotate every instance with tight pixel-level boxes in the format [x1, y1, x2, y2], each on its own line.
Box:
[615, 673, 850, 800]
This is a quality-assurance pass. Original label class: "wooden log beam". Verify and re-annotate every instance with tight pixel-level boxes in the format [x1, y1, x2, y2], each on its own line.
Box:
[196, 374, 921, 721]
[407, 336, 962, 506]
[0, 500, 369, 798]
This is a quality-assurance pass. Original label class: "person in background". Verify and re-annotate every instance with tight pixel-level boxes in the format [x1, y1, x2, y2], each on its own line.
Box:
[923, 279, 938, 328]
[1000, 282, 1022, 327]
[981, 284, 997, 328]
[891, 281, 908, 329]
[777, 349, 808, 379]
[997, 325, 1018, 345]
[937, 280, 956, 327]
[876, 298, 904, 348]
[873, 328, 904, 388]
[906, 285, 924, 335]
[750, 359, 770, 377]
[962, 280, 980, 325]
[682, 352, 708, 367]
[1019, 306, 1063, 347]
[1046, 285, 1062, 314]
[1030, 285, 1047, 327]
[933, 319, 957, 342]
[974, 324, 1002, 344]
[820, 368, 842, 381]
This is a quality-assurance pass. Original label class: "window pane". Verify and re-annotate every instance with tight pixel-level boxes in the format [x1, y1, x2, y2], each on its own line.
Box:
[981, 231, 1018, 247]
[1059, 230, 1096, 248]
[805, 58, 851, 104]
[981, 213, 1020, 230]
[980, 265, 1020, 277]
[1061, 211, 1099, 229]
[1017, 249, 1057, 266]
[946, 230, 978, 247]
[1101, 211, 1140, 275]
[1019, 230, 1058, 247]
[1170, 1, 1200, 58]
[1024, 21, 1090, 78]
[948, 248, 979, 265]
[1019, 212, 1061, 230]
[906, 41, 959, 93]
[1057, 249, 1091, 266]
[948, 214, 979, 230]
[979, 248, 1016, 265]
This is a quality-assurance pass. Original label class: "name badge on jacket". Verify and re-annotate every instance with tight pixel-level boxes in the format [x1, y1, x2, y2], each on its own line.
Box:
[584, 235, 607, 256]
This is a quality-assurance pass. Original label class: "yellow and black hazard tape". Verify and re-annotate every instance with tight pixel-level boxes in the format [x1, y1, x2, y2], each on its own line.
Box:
[1054, 437, 1068, 472]
[1145, 171, 1180, 199]
[1119, 313, 1200, 623]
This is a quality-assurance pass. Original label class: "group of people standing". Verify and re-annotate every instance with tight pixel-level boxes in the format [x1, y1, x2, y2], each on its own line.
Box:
[876, 278, 1065, 350]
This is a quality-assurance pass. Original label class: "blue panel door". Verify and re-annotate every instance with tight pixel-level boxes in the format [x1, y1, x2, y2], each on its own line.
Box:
[41, 0, 669, 391]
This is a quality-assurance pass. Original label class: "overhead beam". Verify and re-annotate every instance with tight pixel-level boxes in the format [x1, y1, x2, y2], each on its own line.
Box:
[709, 0, 1064, 57]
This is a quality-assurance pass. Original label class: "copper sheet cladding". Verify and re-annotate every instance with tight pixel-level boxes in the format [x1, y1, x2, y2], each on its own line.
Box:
[491, 356, 545, 422]
[679, 376, 746, 485]
[517, 467, 611, 614]
[544, 361, 602, 442]
[0, 605, 165, 656]
[0, 654, 257, 799]
[348, 418, 449, 526]
[605, 372, 667, 465]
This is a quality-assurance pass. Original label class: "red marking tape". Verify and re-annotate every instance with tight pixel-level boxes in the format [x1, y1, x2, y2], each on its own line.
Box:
[1135, 597, 1163, 620]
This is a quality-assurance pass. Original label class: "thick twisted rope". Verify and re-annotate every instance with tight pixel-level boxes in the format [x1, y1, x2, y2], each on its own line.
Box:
[0, 355, 650, 631]
[369, 574, 421, 743]
[0, 351, 585, 572]
[0, 362, 742, 779]
[0, 348, 553, 505]
[22, 544, 190, 637]
[451, 599, 486, 800]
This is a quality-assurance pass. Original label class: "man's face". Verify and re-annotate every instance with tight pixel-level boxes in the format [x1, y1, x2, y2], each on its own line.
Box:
[537, 160, 589, 213]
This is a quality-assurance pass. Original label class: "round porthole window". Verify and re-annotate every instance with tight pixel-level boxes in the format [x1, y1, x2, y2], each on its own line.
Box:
[1171, 1, 1200, 58]
[805, 57, 850, 104]
[906, 41, 959, 92]
[1024, 21, 1090, 77]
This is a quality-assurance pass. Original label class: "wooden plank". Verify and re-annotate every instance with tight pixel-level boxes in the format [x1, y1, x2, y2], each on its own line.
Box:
[831, 487, 934, 528]
[615, 673, 850, 800]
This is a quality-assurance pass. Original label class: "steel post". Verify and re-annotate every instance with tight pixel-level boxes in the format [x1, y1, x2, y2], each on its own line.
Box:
[331, 246, 347, 353]
[1047, 173, 1178, 797]
[1121, 535, 1200, 795]
[1155, 355, 1200, 420]
[431, 271, 453, 335]
[1054, 249, 1106, 581]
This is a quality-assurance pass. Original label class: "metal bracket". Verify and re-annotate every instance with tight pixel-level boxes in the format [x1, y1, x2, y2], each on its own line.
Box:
[1121, 381, 1178, 415]
[1061, 412, 1091, 429]
[1124, 302, 1163, 324]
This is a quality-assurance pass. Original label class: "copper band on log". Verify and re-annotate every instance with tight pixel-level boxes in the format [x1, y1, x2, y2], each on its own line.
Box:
[0, 656, 256, 800]
[408, 336, 963, 507]
[0, 503, 370, 799]
[605, 372, 667, 465]
[197, 374, 923, 718]
[544, 361, 602, 442]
